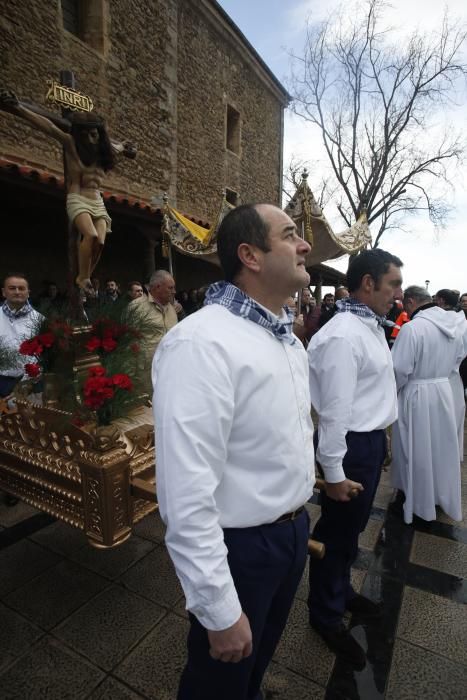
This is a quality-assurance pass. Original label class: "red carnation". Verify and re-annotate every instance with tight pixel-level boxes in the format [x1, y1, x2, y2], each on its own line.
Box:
[86, 337, 101, 352]
[83, 374, 115, 409]
[38, 332, 55, 348]
[24, 363, 41, 378]
[19, 337, 43, 356]
[102, 337, 117, 352]
[112, 374, 133, 391]
[88, 366, 106, 377]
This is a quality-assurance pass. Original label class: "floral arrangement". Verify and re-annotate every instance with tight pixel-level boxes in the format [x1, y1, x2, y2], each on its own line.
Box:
[80, 366, 134, 425]
[19, 320, 73, 378]
[9, 303, 148, 426]
[85, 318, 140, 362]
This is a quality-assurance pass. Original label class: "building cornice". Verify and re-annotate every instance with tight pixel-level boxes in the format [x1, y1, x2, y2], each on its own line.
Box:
[196, 0, 290, 106]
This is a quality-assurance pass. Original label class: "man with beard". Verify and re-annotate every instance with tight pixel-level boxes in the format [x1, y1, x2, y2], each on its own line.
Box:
[0, 90, 135, 295]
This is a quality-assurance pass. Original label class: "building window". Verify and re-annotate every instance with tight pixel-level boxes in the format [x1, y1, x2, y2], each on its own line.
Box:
[226, 105, 241, 155]
[61, 0, 108, 54]
[61, 0, 81, 36]
[225, 188, 238, 206]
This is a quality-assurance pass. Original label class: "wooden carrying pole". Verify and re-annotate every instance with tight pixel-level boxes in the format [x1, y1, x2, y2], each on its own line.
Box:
[130, 478, 327, 559]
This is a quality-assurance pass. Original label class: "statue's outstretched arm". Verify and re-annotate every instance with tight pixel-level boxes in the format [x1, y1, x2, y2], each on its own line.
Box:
[0, 89, 71, 146]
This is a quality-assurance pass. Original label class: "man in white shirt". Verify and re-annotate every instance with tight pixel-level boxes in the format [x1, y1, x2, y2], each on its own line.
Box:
[0, 272, 43, 506]
[0, 273, 43, 397]
[307, 250, 402, 666]
[153, 204, 315, 700]
[391, 285, 467, 524]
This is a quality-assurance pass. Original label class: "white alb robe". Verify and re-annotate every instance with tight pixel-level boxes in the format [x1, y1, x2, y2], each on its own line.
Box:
[391, 306, 467, 524]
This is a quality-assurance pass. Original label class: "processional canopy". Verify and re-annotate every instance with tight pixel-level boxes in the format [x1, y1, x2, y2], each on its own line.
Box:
[160, 171, 371, 267]
[284, 170, 372, 265]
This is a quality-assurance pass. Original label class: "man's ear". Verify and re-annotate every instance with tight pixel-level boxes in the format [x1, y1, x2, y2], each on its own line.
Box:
[360, 273, 374, 293]
[237, 243, 261, 273]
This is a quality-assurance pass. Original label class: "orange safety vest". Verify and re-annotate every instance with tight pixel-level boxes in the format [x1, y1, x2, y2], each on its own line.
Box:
[390, 310, 409, 338]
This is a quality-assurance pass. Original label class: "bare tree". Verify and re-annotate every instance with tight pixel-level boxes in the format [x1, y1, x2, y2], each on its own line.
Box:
[289, 0, 467, 246]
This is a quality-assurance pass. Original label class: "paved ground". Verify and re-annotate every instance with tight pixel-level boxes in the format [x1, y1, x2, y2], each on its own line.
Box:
[0, 428, 466, 699]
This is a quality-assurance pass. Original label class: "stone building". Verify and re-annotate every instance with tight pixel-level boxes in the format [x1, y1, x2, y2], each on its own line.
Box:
[0, 0, 288, 293]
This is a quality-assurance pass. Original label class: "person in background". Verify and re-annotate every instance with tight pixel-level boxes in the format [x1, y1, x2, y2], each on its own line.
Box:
[391, 285, 467, 524]
[318, 287, 350, 328]
[185, 288, 199, 315]
[301, 287, 321, 345]
[127, 281, 144, 302]
[37, 281, 64, 317]
[129, 270, 178, 396]
[0, 272, 44, 506]
[103, 279, 120, 303]
[285, 295, 305, 341]
[435, 288, 459, 311]
[459, 293, 467, 317]
[307, 250, 402, 666]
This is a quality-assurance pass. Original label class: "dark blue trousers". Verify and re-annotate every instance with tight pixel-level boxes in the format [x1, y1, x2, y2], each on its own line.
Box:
[0, 375, 21, 398]
[308, 430, 386, 628]
[178, 509, 309, 700]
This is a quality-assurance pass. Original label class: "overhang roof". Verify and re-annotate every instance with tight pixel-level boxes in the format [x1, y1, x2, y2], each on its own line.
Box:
[0, 157, 210, 227]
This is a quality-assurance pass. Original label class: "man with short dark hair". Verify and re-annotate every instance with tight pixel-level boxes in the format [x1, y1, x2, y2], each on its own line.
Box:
[103, 279, 120, 303]
[392, 285, 467, 523]
[301, 287, 321, 345]
[127, 281, 144, 301]
[307, 249, 403, 665]
[435, 288, 459, 310]
[153, 203, 315, 700]
[0, 273, 43, 398]
[0, 273, 43, 506]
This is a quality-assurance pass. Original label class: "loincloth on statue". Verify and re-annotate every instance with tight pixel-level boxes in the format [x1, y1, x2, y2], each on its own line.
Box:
[66, 193, 112, 233]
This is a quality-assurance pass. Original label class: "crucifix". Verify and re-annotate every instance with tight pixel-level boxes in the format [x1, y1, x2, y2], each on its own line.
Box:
[0, 72, 136, 299]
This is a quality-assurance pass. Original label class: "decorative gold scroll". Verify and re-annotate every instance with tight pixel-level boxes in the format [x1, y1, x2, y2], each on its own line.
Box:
[46, 80, 94, 112]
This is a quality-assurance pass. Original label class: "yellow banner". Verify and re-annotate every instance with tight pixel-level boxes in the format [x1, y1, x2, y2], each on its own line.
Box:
[169, 207, 211, 244]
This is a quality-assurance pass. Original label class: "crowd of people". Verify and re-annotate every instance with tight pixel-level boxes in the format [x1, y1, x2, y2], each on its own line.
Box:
[1, 202, 466, 698]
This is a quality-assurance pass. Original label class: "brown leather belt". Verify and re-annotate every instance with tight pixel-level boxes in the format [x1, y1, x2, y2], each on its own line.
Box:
[274, 506, 305, 524]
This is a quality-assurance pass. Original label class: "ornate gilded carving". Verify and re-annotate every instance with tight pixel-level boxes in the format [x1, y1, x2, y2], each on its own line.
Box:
[85, 476, 103, 537]
[0, 398, 157, 548]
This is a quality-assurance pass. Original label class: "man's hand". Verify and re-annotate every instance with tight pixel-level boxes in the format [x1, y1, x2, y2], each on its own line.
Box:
[173, 300, 183, 314]
[295, 313, 304, 326]
[325, 479, 363, 502]
[123, 141, 137, 159]
[0, 89, 19, 112]
[207, 611, 253, 663]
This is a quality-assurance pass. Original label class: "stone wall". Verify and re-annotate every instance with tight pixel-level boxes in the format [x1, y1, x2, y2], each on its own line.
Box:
[0, 0, 286, 287]
[0, 0, 177, 200]
[176, 0, 284, 221]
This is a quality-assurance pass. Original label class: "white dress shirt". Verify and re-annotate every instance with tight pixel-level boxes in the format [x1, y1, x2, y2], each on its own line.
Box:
[153, 304, 315, 631]
[308, 312, 397, 483]
[0, 304, 43, 377]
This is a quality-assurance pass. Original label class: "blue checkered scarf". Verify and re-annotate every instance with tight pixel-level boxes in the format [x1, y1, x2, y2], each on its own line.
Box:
[1, 301, 34, 321]
[336, 297, 386, 327]
[204, 281, 297, 345]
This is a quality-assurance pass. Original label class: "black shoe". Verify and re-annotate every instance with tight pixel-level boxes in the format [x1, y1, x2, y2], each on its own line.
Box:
[346, 594, 382, 619]
[310, 621, 365, 667]
[5, 494, 19, 507]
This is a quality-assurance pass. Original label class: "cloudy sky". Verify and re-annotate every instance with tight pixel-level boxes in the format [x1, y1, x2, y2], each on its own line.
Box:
[218, 0, 467, 295]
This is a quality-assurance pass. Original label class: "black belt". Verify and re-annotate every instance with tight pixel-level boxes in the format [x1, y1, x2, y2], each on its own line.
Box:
[274, 506, 305, 524]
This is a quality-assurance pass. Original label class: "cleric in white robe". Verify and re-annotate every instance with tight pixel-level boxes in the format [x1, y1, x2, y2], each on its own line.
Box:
[391, 285, 467, 524]
[434, 288, 467, 458]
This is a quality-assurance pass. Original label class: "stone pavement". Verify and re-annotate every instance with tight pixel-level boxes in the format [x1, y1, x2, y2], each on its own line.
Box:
[0, 428, 466, 699]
